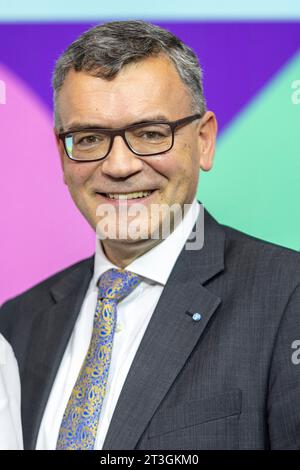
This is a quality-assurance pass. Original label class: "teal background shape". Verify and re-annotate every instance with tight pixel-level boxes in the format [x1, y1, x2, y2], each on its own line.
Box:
[198, 51, 300, 251]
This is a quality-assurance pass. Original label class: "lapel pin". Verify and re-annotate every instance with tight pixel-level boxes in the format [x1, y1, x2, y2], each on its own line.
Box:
[185, 311, 202, 321]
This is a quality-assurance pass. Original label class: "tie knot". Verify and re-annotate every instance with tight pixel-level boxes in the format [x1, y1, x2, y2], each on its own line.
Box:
[97, 268, 142, 302]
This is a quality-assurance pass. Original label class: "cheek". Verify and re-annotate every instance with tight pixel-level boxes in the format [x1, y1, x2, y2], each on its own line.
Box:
[63, 161, 94, 189]
[181, 142, 201, 178]
[154, 144, 197, 183]
[147, 148, 188, 176]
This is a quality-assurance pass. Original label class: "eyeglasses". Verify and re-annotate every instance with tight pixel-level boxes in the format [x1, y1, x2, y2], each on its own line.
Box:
[58, 113, 202, 162]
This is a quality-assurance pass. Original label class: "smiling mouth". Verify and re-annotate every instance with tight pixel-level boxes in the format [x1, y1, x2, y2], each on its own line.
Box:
[97, 190, 155, 200]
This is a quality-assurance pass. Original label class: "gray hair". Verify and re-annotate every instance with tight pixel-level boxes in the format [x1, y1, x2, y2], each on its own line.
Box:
[52, 20, 206, 128]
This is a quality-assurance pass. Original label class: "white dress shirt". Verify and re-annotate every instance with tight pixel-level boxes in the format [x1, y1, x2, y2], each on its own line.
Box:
[0, 334, 23, 449]
[36, 198, 200, 449]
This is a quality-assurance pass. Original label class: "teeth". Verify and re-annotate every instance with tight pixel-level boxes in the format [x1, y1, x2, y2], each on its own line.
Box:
[105, 191, 153, 200]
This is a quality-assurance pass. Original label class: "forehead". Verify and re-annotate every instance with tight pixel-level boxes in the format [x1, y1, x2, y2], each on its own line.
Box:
[57, 55, 193, 128]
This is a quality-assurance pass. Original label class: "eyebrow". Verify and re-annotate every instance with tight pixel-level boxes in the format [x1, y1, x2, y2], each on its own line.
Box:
[61, 115, 170, 133]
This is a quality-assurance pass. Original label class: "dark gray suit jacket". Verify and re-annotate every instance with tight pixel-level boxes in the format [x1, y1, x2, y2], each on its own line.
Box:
[1, 205, 300, 450]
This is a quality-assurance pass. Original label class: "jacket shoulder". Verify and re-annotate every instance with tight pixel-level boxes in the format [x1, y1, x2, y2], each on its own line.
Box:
[2, 255, 94, 306]
[0, 255, 94, 336]
[219, 219, 300, 284]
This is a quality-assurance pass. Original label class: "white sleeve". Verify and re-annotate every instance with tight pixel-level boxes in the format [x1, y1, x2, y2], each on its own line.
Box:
[0, 334, 23, 449]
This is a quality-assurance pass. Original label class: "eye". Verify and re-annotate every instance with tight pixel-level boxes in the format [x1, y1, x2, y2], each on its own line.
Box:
[132, 126, 170, 141]
[140, 131, 165, 140]
[78, 134, 102, 146]
[74, 132, 107, 148]
[80, 135, 97, 144]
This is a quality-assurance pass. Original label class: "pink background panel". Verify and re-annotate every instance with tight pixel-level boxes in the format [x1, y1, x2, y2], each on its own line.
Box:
[0, 64, 94, 303]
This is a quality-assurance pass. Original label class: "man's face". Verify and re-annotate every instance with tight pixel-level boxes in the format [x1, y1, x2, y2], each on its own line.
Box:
[55, 55, 216, 247]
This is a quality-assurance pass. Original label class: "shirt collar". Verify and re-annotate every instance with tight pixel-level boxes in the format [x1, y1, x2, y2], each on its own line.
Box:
[91, 197, 200, 287]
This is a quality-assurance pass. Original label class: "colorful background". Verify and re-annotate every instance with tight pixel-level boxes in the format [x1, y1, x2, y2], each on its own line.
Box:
[1, 1, 299, 303]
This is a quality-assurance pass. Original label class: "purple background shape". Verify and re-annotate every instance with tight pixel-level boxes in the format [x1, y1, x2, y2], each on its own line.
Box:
[0, 22, 300, 131]
[0, 22, 300, 303]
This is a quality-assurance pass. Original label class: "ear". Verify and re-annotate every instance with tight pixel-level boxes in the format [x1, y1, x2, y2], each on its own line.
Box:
[53, 127, 68, 185]
[197, 111, 218, 171]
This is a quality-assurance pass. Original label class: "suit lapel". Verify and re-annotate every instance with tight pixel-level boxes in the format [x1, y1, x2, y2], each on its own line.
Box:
[23, 205, 225, 450]
[103, 206, 225, 450]
[22, 257, 94, 449]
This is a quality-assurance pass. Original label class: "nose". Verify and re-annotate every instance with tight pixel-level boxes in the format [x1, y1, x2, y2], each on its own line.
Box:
[100, 135, 144, 179]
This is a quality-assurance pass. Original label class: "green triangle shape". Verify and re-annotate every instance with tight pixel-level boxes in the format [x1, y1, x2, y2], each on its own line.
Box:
[198, 50, 300, 251]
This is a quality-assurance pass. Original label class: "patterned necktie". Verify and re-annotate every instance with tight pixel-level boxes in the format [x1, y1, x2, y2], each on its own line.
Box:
[56, 268, 142, 450]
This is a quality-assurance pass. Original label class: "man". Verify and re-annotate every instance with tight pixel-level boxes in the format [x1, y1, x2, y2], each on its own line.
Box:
[1, 20, 300, 450]
[0, 334, 23, 449]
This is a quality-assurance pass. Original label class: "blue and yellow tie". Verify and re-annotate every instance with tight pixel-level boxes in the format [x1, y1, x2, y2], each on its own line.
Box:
[56, 268, 142, 450]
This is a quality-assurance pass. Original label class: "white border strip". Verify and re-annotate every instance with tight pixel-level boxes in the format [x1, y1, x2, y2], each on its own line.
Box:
[1, 0, 300, 21]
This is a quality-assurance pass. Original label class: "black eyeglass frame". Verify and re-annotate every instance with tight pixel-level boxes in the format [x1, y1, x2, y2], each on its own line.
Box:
[58, 113, 202, 162]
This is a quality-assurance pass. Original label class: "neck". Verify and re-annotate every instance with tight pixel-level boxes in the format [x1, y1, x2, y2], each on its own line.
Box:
[101, 237, 162, 268]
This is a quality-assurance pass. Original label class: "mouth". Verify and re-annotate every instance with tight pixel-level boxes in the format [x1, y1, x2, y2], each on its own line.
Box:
[96, 190, 156, 202]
